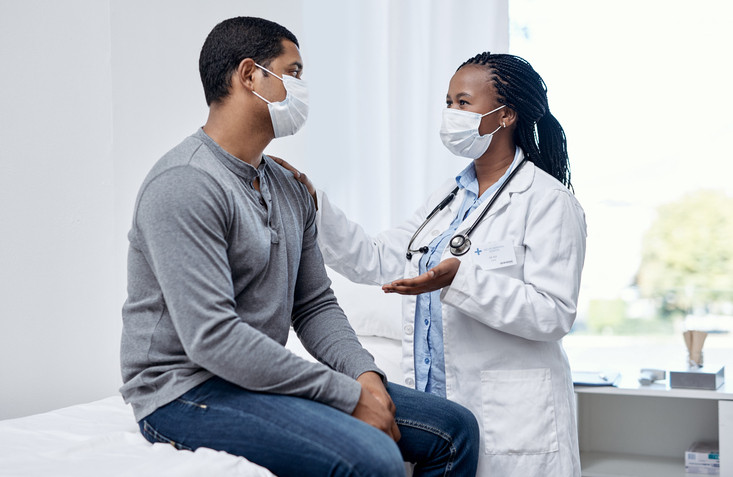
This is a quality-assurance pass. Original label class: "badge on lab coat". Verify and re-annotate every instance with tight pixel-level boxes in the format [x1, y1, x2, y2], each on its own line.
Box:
[472, 240, 517, 270]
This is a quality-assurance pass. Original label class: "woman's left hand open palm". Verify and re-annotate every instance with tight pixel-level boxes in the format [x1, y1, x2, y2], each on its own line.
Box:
[382, 258, 460, 295]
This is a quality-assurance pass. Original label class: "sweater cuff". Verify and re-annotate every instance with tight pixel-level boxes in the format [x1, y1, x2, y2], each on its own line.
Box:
[339, 347, 387, 386]
[326, 372, 364, 414]
[355, 365, 389, 388]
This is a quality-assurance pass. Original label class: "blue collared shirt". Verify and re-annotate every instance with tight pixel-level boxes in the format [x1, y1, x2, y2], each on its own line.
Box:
[413, 150, 521, 396]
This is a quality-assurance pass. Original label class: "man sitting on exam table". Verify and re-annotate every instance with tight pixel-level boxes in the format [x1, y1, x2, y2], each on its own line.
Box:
[118, 16, 479, 477]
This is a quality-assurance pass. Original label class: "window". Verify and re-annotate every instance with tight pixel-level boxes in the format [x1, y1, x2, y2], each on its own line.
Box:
[509, 0, 733, 375]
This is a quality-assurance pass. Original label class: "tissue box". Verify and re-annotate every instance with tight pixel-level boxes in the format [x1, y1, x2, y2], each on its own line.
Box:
[670, 365, 724, 390]
[685, 441, 719, 475]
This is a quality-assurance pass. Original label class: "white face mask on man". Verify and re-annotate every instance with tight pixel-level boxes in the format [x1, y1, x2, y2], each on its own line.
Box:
[439, 104, 506, 159]
[252, 63, 309, 138]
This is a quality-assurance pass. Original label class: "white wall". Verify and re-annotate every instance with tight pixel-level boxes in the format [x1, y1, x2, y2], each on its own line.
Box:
[0, 0, 117, 420]
[0, 0, 507, 420]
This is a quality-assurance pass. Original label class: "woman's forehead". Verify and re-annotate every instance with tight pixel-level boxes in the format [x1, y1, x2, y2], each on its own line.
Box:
[448, 65, 494, 96]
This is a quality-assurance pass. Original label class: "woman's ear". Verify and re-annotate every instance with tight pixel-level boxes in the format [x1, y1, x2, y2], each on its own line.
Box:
[499, 106, 517, 129]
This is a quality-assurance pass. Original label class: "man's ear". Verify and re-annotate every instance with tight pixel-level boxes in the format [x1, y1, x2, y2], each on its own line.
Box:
[498, 106, 517, 129]
[236, 58, 258, 92]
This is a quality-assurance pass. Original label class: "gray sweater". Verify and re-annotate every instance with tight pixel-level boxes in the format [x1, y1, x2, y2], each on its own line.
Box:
[120, 129, 381, 421]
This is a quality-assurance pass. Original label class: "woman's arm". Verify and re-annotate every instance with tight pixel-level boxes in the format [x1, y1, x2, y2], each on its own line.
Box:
[270, 155, 436, 286]
[315, 190, 417, 285]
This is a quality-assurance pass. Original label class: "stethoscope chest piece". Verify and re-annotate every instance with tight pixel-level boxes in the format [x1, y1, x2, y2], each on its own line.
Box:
[405, 158, 527, 260]
[449, 234, 471, 256]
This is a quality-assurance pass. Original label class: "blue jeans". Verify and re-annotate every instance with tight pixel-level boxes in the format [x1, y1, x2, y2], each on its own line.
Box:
[139, 377, 479, 477]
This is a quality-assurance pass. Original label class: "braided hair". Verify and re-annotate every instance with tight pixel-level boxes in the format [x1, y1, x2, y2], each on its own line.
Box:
[458, 52, 572, 190]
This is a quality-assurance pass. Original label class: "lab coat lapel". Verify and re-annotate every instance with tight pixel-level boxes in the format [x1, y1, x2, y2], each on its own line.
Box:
[458, 161, 535, 228]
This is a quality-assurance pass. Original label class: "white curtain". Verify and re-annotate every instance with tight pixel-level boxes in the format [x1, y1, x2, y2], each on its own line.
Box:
[0, 0, 508, 419]
[291, 0, 509, 233]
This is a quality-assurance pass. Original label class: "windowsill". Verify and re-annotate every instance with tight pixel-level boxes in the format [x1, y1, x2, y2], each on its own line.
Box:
[563, 332, 733, 382]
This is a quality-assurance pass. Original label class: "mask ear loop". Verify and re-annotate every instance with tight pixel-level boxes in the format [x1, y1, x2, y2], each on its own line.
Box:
[479, 104, 505, 137]
[486, 124, 502, 136]
[255, 63, 284, 81]
[251, 90, 271, 104]
[480, 104, 506, 118]
[252, 63, 285, 104]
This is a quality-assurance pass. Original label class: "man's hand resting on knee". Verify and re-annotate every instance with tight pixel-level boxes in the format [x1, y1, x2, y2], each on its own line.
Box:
[352, 372, 401, 442]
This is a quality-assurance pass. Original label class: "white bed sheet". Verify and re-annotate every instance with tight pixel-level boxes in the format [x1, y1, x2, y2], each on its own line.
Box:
[0, 334, 402, 477]
[0, 394, 275, 477]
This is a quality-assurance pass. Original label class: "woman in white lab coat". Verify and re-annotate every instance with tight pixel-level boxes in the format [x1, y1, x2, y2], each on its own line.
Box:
[283, 52, 586, 476]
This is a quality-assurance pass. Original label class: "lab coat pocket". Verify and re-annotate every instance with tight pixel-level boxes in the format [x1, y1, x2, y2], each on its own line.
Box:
[480, 368, 558, 455]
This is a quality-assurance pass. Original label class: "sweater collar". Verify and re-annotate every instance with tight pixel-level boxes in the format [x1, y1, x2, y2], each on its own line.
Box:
[194, 128, 268, 180]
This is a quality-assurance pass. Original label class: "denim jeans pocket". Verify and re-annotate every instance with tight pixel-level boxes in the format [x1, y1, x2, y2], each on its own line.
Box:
[140, 419, 193, 451]
[175, 397, 209, 410]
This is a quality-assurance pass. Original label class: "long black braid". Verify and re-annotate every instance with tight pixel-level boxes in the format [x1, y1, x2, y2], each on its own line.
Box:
[458, 52, 572, 190]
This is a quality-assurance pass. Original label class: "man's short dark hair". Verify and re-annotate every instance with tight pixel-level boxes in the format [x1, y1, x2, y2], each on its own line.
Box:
[199, 17, 299, 106]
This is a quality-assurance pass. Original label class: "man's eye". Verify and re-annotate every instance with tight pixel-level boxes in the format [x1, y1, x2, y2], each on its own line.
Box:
[459, 100, 468, 106]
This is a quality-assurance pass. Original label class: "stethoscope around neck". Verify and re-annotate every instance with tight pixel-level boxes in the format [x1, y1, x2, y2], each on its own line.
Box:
[405, 159, 527, 260]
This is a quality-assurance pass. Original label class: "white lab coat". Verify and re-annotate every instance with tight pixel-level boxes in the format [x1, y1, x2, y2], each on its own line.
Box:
[315, 151, 586, 477]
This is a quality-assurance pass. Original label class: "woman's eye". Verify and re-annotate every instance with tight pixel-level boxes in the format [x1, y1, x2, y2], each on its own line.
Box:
[446, 101, 452, 107]
[459, 100, 468, 106]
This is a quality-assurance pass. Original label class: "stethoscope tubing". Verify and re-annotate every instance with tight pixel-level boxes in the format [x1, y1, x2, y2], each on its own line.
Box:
[405, 159, 527, 259]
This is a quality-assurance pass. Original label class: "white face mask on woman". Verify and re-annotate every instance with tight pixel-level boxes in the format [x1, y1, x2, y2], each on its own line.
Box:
[439, 104, 505, 159]
[252, 64, 309, 138]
